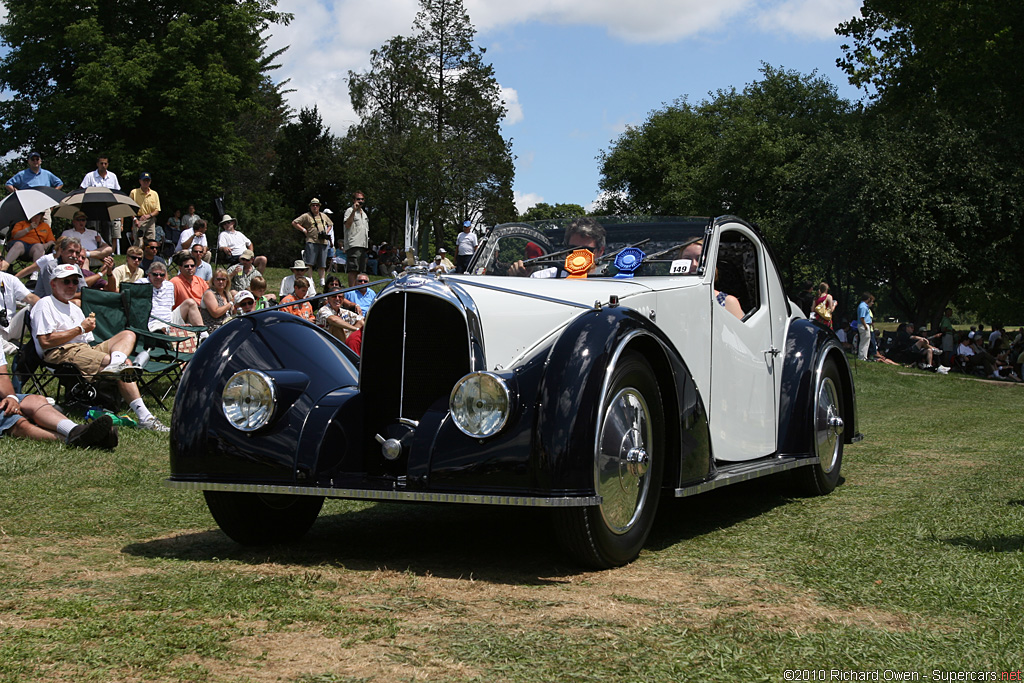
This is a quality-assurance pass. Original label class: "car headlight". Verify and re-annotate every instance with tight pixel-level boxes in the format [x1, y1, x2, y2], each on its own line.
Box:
[449, 372, 511, 438]
[222, 370, 277, 432]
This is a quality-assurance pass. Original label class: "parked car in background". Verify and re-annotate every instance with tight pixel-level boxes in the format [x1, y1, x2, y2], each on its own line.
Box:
[168, 216, 861, 567]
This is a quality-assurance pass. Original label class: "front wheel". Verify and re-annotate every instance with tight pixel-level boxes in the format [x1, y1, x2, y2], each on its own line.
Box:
[794, 358, 845, 496]
[554, 351, 664, 568]
[204, 491, 325, 545]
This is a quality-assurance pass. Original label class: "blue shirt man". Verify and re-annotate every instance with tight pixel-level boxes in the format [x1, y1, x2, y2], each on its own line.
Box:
[344, 275, 377, 313]
[5, 152, 63, 192]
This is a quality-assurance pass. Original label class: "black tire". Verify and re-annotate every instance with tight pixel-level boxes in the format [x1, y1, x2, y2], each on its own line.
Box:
[554, 351, 664, 568]
[203, 491, 325, 545]
[794, 358, 845, 496]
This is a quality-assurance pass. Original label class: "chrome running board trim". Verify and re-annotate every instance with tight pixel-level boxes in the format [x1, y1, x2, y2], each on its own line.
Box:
[674, 456, 818, 498]
[165, 479, 601, 508]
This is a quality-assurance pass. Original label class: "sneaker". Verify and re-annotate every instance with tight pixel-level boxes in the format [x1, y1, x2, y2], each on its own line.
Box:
[120, 364, 143, 384]
[97, 360, 130, 379]
[139, 416, 170, 433]
[937, 365, 950, 375]
[66, 415, 114, 448]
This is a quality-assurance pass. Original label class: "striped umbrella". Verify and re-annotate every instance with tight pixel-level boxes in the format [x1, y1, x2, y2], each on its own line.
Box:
[54, 187, 140, 221]
[0, 187, 65, 227]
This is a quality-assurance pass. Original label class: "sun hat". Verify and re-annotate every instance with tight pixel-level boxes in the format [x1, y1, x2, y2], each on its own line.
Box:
[219, 214, 235, 225]
[291, 259, 309, 270]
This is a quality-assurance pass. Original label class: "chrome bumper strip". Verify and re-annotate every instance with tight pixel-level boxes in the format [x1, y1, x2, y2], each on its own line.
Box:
[165, 479, 601, 508]
[674, 456, 819, 498]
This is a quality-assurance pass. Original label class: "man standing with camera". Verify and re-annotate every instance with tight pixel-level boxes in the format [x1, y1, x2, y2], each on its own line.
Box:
[292, 198, 333, 288]
[342, 191, 369, 288]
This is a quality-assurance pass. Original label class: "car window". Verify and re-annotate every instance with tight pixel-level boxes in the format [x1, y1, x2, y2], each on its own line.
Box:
[715, 230, 761, 319]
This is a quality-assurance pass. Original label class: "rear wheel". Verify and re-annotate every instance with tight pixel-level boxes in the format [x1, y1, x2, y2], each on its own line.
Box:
[555, 352, 664, 568]
[795, 358, 844, 495]
[204, 491, 324, 545]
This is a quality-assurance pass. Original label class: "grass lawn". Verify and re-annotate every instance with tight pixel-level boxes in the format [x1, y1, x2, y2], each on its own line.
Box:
[1, 361, 1023, 681]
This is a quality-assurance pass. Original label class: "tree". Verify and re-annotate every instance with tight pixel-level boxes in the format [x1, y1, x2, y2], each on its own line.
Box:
[0, 0, 292, 211]
[347, 0, 515, 253]
[520, 203, 587, 221]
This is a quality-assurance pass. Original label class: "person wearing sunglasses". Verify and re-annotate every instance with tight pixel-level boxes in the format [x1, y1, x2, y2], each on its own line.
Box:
[170, 252, 209, 308]
[146, 261, 203, 333]
[60, 210, 113, 268]
[29, 263, 170, 432]
[110, 246, 148, 292]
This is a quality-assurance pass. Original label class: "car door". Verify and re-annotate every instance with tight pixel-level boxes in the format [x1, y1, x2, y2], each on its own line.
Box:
[708, 225, 778, 462]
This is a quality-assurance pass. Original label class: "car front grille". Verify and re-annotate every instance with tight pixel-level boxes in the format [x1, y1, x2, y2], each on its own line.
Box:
[361, 290, 472, 430]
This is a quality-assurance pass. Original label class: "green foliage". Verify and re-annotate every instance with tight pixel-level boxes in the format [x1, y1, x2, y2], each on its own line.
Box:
[519, 202, 587, 221]
[0, 0, 292, 212]
[346, 0, 515, 249]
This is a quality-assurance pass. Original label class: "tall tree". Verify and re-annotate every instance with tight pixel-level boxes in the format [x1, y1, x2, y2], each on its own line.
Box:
[347, 0, 515, 252]
[0, 0, 292, 210]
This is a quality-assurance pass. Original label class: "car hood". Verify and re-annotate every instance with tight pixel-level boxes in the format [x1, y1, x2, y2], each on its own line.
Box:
[443, 274, 679, 370]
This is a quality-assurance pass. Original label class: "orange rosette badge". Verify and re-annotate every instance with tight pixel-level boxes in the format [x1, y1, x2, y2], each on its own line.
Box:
[564, 248, 594, 279]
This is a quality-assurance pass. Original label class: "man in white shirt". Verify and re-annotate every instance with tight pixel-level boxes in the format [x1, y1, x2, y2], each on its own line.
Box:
[31, 264, 169, 431]
[175, 218, 209, 256]
[0, 270, 39, 353]
[146, 261, 203, 331]
[216, 215, 267, 271]
[79, 156, 122, 248]
[455, 221, 478, 273]
[61, 211, 113, 267]
[280, 260, 318, 298]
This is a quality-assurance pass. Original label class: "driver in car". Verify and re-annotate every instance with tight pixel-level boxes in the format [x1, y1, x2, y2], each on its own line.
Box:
[508, 218, 606, 278]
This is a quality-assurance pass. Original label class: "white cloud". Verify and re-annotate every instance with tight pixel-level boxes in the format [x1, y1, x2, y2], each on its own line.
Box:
[754, 0, 861, 39]
[500, 86, 523, 124]
[514, 191, 544, 214]
[468, 0, 754, 44]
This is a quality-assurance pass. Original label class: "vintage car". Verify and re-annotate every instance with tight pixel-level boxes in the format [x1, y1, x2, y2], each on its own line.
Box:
[168, 216, 861, 568]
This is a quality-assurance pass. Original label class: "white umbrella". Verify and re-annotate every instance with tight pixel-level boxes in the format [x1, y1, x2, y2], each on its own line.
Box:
[0, 187, 63, 227]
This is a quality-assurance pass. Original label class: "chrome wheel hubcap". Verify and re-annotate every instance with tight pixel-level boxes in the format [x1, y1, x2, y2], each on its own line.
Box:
[597, 388, 653, 534]
[815, 377, 843, 473]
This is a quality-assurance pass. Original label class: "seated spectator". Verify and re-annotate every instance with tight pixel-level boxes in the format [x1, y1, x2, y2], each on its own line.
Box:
[1, 212, 54, 272]
[2, 355, 118, 447]
[61, 211, 113, 268]
[234, 290, 256, 315]
[78, 252, 114, 291]
[280, 260, 318, 298]
[175, 218, 210, 259]
[164, 209, 182, 256]
[216, 215, 266, 270]
[0, 270, 39, 354]
[30, 264, 169, 431]
[280, 277, 315, 323]
[344, 274, 376, 314]
[16, 236, 84, 297]
[892, 322, 943, 368]
[139, 239, 166, 274]
[190, 243, 213, 281]
[146, 261, 203, 332]
[316, 287, 363, 341]
[957, 331, 998, 377]
[248, 275, 275, 310]
[227, 249, 261, 292]
[170, 251, 209, 307]
[200, 268, 235, 331]
[110, 246, 147, 292]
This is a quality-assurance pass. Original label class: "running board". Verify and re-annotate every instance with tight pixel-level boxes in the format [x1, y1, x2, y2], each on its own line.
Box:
[674, 456, 817, 498]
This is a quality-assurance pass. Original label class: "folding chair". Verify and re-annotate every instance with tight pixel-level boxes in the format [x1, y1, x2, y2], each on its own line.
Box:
[118, 282, 206, 408]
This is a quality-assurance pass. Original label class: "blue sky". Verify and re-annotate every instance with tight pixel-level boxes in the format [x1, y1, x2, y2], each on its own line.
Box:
[0, 0, 867, 212]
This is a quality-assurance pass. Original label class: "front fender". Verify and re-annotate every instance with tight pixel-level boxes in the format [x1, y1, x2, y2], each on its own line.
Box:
[533, 306, 712, 493]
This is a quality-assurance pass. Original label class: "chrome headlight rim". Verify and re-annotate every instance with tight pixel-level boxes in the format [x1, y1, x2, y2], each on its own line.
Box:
[449, 371, 512, 439]
[221, 369, 277, 432]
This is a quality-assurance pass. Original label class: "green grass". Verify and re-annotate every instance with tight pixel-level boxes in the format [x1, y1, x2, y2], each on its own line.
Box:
[1, 362, 1023, 681]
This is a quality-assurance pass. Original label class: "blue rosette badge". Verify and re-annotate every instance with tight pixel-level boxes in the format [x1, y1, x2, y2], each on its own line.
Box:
[613, 247, 645, 278]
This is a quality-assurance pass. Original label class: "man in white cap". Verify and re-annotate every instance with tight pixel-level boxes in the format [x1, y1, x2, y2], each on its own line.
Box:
[216, 214, 267, 271]
[455, 220, 477, 273]
[30, 264, 169, 432]
[280, 260, 318, 299]
[233, 290, 256, 316]
[292, 198, 333, 288]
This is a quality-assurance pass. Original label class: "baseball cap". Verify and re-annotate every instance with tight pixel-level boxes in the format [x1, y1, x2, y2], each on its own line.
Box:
[438, 248, 446, 254]
[463, 220, 472, 227]
[240, 249, 254, 260]
[309, 198, 321, 205]
[52, 263, 82, 279]
[234, 290, 255, 304]
[139, 172, 152, 181]
[28, 151, 41, 159]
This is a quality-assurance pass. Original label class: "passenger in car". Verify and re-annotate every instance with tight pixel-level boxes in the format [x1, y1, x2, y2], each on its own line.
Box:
[507, 218, 606, 278]
[680, 241, 743, 320]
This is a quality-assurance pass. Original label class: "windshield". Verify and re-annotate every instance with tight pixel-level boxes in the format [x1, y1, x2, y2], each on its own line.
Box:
[468, 217, 711, 278]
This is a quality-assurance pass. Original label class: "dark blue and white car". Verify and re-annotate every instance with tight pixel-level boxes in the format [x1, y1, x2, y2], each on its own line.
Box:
[168, 216, 861, 568]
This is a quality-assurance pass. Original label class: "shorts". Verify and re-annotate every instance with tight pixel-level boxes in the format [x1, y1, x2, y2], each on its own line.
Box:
[346, 247, 368, 274]
[149, 305, 188, 332]
[44, 340, 114, 378]
[304, 242, 330, 269]
[0, 394, 29, 435]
